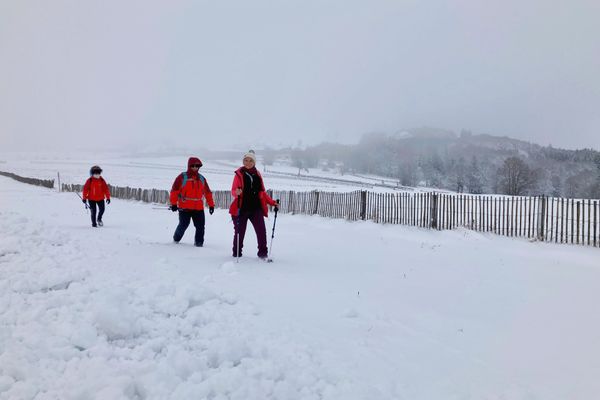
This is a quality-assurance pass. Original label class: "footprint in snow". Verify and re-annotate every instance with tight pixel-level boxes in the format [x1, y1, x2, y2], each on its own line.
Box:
[220, 261, 238, 274]
[342, 308, 359, 318]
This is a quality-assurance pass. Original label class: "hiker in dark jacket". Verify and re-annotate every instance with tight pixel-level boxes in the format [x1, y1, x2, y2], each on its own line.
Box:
[169, 157, 215, 247]
[82, 165, 111, 227]
[229, 150, 278, 259]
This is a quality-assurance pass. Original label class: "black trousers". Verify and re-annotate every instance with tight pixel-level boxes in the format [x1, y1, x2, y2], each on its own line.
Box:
[232, 208, 268, 258]
[88, 200, 105, 226]
[173, 209, 205, 244]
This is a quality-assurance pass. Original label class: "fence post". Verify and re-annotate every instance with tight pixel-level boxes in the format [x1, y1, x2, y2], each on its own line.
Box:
[313, 190, 319, 215]
[430, 193, 438, 229]
[360, 191, 367, 220]
[576, 201, 581, 245]
[594, 200, 597, 247]
[537, 195, 546, 241]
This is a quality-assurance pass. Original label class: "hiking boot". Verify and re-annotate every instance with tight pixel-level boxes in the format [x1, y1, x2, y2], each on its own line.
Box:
[98, 220, 103, 227]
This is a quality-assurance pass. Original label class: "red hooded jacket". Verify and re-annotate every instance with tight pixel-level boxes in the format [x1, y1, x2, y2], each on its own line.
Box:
[82, 177, 111, 202]
[229, 167, 277, 217]
[170, 157, 215, 211]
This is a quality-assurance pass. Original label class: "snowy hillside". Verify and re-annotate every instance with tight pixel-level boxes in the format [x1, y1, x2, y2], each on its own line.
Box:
[1, 176, 600, 399]
[0, 152, 409, 193]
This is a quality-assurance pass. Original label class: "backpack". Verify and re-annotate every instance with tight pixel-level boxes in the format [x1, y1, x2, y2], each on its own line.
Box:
[181, 172, 206, 188]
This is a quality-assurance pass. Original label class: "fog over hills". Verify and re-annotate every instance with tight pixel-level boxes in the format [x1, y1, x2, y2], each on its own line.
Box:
[256, 127, 600, 198]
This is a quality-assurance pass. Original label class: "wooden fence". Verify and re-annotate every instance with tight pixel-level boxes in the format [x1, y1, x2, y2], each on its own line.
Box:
[0, 170, 55, 188]
[57, 182, 600, 248]
[268, 191, 600, 247]
[62, 183, 171, 204]
[3, 170, 596, 248]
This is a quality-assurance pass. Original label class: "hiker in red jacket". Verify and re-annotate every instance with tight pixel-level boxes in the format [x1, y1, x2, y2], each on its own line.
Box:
[82, 165, 111, 227]
[170, 157, 215, 247]
[229, 150, 279, 259]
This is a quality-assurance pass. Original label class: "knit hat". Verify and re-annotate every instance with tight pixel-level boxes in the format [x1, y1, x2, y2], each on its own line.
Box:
[243, 150, 256, 163]
[89, 165, 102, 175]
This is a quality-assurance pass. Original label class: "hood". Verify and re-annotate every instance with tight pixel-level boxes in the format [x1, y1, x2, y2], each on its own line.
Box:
[241, 166, 258, 174]
[188, 157, 202, 168]
[187, 157, 202, 175]
[236, 165, 259, 175]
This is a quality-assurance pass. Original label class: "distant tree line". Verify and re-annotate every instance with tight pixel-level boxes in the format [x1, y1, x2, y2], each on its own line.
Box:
[271, 129, 600, 198]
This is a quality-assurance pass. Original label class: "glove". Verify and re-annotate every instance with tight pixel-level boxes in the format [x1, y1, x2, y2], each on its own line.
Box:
[209, 207, 214, 215]
[82, 199, 87, 204]
[106, 199, 111, 204]
[170, 204, 178, 212]
[274, 199, 280, 212]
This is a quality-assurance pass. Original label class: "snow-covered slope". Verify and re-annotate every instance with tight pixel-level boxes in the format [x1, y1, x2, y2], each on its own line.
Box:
[1, 176, 599, 399]
[0, 153, 403, 193]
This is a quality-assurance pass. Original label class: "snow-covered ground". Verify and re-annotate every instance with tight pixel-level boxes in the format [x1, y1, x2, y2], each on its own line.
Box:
[1, 176, 600, 400]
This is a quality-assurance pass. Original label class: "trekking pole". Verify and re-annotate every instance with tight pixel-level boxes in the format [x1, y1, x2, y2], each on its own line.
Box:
[236, 195, 241, 263]
[74, 192, 89, 212]
[267, 201, 279, 263]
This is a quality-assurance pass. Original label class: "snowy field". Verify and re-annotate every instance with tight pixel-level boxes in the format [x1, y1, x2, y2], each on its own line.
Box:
[0, 152, 407, 193]
[1, 175, 600, 400]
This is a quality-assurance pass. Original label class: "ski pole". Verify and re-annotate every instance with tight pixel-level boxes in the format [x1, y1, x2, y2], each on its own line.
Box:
[74, 192, 89, 211]
[236, 195, 241, 263]
[267, 200, 279, 262]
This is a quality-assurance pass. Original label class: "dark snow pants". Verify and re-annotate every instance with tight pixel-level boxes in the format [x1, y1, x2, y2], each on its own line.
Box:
[232, 208, 268, 258]
[88, 200, 105, 226]
[174, 209, 205, 245]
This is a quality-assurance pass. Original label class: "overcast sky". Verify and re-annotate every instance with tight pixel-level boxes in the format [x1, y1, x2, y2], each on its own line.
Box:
[1, 0, 599, 152]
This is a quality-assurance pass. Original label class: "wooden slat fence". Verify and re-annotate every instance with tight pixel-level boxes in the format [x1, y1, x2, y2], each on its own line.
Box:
[0, 169, 593, 248]
[266, 190, 598, 248]
[0, 170, 55, 188]
[62, 183, 172, 204]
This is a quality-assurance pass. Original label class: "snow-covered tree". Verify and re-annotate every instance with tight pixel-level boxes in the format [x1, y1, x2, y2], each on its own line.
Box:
[496, 157, 537, 195]
[466, 156, 485, 194]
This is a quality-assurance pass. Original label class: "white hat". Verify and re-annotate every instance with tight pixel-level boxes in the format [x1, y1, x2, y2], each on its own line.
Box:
[243, 150, 256, 163]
